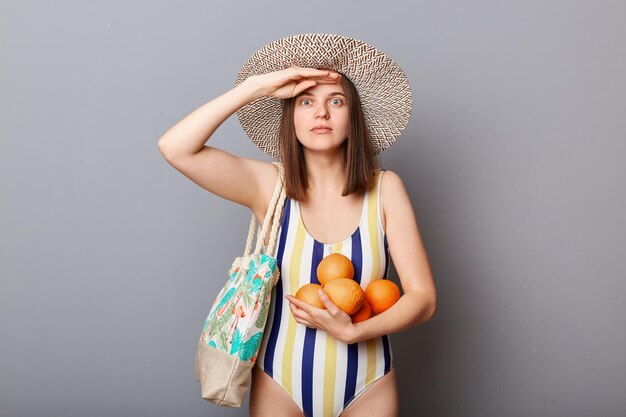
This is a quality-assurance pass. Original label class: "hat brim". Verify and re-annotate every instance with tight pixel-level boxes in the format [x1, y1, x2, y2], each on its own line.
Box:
[235, 33, 412, 159]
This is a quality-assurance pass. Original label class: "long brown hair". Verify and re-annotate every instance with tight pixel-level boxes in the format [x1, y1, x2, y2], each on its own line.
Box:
[278, 72, 380, 202]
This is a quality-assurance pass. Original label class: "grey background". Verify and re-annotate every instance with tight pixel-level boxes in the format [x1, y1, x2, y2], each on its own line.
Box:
[1, 1, 625, 416]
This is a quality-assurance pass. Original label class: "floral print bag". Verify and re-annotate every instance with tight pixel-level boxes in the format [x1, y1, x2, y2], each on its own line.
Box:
[194, 162, 286, 407]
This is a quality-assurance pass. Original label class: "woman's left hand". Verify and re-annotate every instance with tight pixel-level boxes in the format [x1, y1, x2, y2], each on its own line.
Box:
[285, 289, 357, 344]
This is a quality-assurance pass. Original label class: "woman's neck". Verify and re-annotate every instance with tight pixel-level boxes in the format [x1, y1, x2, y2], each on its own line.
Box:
[303, 151, 347, 197]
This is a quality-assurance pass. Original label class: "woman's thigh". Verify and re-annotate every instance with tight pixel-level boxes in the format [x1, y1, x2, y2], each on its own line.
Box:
[249, 366, 305, 417]
[340, 368, 399, 417]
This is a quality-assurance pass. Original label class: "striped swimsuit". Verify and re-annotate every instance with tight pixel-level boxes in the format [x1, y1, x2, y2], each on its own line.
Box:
[256, 169, 394, 417]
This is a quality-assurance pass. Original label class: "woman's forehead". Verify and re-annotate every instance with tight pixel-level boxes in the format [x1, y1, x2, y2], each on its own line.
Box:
[297, 82, 346, 97]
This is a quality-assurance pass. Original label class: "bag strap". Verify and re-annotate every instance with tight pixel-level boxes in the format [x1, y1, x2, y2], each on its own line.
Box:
[262, 177, 286, 256]
[243, 162, 286, 256]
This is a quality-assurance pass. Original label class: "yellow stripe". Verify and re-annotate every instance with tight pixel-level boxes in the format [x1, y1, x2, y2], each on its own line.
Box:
[366, 338, 377, 384]
[331, 241, 343, 254]
[367, 171, 382, 279]
[282, 208, 306, 397]
[365, 172, 383, 384]
[323, 336, 337, 417]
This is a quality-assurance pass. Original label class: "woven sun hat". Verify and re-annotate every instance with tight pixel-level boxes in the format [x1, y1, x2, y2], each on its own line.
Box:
[234, 33, 413, 159]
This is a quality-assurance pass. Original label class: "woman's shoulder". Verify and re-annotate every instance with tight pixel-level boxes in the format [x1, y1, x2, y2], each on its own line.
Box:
[379, 168, 404, 189]
[378, 169, 411, 230]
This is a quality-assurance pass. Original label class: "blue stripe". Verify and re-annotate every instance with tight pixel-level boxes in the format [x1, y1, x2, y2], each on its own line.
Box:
[383, 235, 390, 278]
[344, 230, 362, 405]
[310, 240, 324, 284]
[381, 229, 392, 372]
[382, 334, 391, 373]
[262, 198, 291, 377]
[344, 343, 359, 406]
[302, 327, 317, 417]
[351, 228, 363, 285]
[302, 240, 323, 417]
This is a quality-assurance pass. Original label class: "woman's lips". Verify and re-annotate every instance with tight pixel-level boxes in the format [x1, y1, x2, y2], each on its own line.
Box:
[311, 127, 333, 134]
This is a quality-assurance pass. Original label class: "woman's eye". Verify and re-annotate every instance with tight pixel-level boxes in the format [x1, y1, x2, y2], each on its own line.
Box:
[330, 98, 344, 106]
[300, 99, 311, 105]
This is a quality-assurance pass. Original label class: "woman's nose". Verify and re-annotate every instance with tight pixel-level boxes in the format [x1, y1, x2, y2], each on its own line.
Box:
[314, 103, 329, 118]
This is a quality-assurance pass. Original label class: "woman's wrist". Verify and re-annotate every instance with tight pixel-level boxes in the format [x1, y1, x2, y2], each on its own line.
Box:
[240, 75, 267, 101]
[345, 322, 362, 344]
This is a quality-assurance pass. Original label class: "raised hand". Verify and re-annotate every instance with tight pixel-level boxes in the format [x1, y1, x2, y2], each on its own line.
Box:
[246, 66, 341, 100]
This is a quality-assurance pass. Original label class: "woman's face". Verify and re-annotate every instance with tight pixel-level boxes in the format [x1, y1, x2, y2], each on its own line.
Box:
[293, 82, 350, 155]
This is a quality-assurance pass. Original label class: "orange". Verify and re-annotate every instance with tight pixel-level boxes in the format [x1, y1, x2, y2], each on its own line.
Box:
[364, 279, 401, 314]
[317, 253, 354, 285]
[350, 299, 372, 323]
[295, 283, 326, 309]
[323, 278, 364, 315]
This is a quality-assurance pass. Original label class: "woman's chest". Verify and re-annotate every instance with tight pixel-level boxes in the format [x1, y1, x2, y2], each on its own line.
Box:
[297, 194, 366, 244]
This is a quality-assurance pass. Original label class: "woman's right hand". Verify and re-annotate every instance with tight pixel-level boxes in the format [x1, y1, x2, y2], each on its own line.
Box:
[245, 66, 341, 100]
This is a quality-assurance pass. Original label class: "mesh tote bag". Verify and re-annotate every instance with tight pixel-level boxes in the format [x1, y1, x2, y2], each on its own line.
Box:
[194, 162, 286, 407]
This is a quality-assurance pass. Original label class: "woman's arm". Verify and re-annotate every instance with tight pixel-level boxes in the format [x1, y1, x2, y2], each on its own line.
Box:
[286, 170, 437, 344]
[156, 79, 271, 210]
[350, 170, 437, 343]
[156, 67, 341, 209]
[157, 80, 264, 160]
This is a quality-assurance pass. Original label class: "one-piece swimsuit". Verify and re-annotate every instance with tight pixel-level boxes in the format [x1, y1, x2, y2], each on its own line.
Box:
[256, 169, 394, 417]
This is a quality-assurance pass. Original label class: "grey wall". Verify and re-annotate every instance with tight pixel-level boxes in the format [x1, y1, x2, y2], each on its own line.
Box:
[2, 1, 625, 416]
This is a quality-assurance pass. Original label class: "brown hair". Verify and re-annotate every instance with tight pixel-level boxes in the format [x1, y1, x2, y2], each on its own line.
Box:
[278, 72, 380, 202]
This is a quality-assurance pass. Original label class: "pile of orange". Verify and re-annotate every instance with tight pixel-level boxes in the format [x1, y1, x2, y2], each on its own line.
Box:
[294, 253, 401, 323]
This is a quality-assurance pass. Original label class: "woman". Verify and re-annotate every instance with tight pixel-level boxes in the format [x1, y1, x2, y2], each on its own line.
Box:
[158, 34, 437, 417]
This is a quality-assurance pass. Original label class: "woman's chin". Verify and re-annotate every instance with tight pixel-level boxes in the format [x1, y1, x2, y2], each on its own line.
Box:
[299, 138, 348, 154]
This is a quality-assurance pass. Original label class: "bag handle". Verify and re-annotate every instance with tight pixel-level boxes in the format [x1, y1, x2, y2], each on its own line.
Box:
[243, 162, 286, 256]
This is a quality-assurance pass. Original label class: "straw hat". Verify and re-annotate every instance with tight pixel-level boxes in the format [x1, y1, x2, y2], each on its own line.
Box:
[234, 33, 412, 159]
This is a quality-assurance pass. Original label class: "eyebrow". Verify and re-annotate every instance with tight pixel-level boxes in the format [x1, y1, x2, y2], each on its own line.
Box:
[296, 91, 347, 98]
